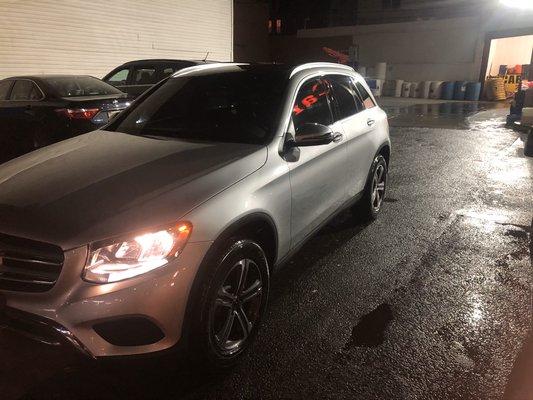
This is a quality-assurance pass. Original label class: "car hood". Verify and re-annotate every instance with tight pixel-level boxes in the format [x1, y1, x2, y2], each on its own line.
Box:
[0, 130, 267, 250]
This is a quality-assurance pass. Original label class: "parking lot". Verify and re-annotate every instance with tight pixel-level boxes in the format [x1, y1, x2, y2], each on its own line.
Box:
[1, 100, 531, 400]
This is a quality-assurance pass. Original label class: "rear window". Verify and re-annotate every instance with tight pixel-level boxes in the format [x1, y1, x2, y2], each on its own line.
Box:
[44, 76, 123, 97]
[355, 81, 376, 109]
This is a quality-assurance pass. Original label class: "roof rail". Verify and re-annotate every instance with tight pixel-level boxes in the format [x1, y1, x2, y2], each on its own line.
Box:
[290, 62, 354, 78]
[171, 62, 246, 78]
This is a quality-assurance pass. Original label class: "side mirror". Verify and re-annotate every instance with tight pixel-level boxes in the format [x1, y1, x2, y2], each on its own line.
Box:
[292, 123, 334, 147]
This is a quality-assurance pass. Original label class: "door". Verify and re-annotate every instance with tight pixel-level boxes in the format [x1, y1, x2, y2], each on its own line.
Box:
[0, 80, 15, 163]
[286, 76, 348, 247]
[0, 79, 44, 160]
[330, 75, 379, 197]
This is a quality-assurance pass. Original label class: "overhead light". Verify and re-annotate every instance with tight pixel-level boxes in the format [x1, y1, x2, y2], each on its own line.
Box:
[499, 0, 533, 10]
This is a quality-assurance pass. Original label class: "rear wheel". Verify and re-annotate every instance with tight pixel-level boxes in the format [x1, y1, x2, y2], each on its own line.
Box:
[356, 154, 388, 221]
[190, 239, 269, 368]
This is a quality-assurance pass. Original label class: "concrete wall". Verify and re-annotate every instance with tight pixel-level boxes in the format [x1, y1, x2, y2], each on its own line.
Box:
[292, 6, 533, 82]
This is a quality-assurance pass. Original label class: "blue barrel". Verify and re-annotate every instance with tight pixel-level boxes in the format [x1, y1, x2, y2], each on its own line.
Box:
[453, 81, 467, 100]
[441, 82, 455, 100]
[465, 82, 481, 101]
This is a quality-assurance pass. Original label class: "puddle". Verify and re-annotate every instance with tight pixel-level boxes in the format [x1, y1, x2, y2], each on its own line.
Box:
[381, 100, 508, 129]
[345, 303, 393, 348]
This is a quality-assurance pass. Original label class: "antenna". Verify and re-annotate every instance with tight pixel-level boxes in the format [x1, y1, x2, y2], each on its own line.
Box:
[203, 51, 210, 62]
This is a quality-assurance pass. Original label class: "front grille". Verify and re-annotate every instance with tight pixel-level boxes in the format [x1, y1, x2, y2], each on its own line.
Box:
[0, 233, 64, 293]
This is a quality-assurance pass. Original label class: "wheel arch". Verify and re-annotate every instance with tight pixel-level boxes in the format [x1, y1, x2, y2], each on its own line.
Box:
[181, 212, 278, 343]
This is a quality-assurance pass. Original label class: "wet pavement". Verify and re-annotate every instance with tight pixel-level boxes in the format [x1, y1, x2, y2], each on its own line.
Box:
[0, 101, 531, 399]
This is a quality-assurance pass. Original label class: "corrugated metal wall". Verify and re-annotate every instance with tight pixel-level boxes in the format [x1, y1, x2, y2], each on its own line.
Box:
[0, 0, 233, 79]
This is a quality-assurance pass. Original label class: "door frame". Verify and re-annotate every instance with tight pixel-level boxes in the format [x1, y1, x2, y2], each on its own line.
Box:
[479, 27, 533, 84]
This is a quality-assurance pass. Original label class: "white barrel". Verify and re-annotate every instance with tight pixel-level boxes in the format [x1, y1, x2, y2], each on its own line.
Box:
[522, 107, 533, 125]
[402, 82, 412, 98]
[374, 62, 387, 80]
[429, 81, 444, 99]
[410, 82, 420, 98]
[420, 81, 432, 98]
[394, 80, 404, 97]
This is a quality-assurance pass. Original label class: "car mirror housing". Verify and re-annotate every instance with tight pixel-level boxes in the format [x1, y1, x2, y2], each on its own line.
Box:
[292, 123, 334, 147]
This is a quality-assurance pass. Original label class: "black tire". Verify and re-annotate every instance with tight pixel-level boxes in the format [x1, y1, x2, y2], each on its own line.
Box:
[189, 238, 270, 369]
[356, 154, 388, 221]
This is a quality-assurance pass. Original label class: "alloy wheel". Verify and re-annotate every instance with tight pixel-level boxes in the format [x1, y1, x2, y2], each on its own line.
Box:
[371, 164, 386, 212]
[210, 258, 263, 355]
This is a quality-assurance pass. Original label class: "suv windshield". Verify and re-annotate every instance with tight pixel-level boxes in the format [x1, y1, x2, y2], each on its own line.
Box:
[44, 76, 123, 97]
[108, 69, 289, 145]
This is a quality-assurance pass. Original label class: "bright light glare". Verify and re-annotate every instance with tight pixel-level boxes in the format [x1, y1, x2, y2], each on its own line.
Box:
[499, 0, 533, 9]
[135, 230, 175, 261]
[84, 224, 192, 283]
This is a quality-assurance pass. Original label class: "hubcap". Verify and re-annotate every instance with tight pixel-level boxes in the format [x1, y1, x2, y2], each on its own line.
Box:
[371, 164, 386, 212]
[210, 258, 263, 355]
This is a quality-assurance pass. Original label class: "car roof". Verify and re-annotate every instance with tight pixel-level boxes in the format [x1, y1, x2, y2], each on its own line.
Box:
[170, 62, 355, 79]
[118, 59, 209, 66]
[3, 74, 96, 80]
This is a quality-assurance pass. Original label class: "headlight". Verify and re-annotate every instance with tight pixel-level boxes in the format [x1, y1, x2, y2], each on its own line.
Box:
[83, 222, 192, 284]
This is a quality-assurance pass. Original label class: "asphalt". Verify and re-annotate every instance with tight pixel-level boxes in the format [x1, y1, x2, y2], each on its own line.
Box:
[0, 100, 531, 400]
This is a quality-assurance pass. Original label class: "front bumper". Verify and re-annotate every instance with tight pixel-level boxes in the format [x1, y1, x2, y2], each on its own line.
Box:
[0, 241, 212, 358]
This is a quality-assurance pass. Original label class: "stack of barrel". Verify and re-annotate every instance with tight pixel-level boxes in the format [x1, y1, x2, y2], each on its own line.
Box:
[381, 79, 482, 101]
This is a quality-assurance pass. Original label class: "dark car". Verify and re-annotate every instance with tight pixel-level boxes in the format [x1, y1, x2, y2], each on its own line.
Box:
[0, 75, 131, 163]
[103, 59, 207, 97]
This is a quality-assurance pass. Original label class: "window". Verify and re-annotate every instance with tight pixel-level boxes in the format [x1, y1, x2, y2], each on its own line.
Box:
[292, 78, 333, 131]
[354, 81, 375, 109]
[330, 75, 360, 120]
[0, 80, 12, 100]
[161, 67, 175, 78]
[10, 80, 42, 101]
[44, 76, 122, 97]
[107, 68, 129, 84]
[133, 67, 157, 85]
[108, 69, 289, 145]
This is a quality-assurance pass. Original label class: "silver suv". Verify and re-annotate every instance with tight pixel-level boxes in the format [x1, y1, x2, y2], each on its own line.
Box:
[0, 63, 390, 366]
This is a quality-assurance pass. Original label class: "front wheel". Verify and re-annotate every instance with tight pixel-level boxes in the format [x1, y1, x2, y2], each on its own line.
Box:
[356, 154, 388, 221]
[190, 239, 270, 368]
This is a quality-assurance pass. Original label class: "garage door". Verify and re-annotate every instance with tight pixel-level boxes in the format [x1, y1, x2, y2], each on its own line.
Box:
[0, 0, 233, 79]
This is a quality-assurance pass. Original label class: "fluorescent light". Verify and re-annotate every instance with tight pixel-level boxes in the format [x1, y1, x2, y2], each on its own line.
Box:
[499, 0, 533, 9]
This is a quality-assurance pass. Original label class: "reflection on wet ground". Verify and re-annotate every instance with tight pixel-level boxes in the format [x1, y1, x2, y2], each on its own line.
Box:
[381, 100, 509, 129]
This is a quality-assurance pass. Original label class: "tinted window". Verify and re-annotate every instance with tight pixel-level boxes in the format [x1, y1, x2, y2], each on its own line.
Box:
[133, 67, 157, 85]
[108, 69, 288, 145]
[10, 80, 42, 101]
[161, 67, 175, 78]
[0, 80, 12, 100]
[44, 76, 123, 97]
[292, 77, 333, 130]
[107, 68, 129, 84]
[354, 81, 376, 109]
[330, 75, 359, 120]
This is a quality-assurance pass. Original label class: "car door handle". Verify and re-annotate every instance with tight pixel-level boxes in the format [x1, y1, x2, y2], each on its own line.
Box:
[367, 119, 375, 126]
[332, 132, 343, 143]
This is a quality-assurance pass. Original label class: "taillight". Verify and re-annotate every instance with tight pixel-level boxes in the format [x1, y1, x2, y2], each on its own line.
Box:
[55, 108, 100, 120]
